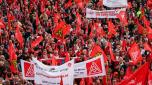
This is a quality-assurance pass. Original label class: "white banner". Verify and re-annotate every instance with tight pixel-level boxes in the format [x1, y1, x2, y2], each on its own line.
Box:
[103, 0, 128, 7]
[21, 60, 34, 80]
[74, 56, 106, 78]
[86, 8, 126, 18]
[34, 59, 74, 85]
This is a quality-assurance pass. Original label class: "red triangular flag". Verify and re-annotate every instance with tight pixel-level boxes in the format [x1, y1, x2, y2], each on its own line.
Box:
[137, 23, 144, 34]
[148, 70, 152, 85]
[31, 36, 43, 48]
[15, 26, 24, 48]
[8, 41, 17, 60]
[108, 20, 117, 36]
[80, 78, 85, 85]
[143, 42, 152, 52]
[128, 42, 143, 65]
[142, 15, 150, 27]
[51, 55, 57, 66]
[64, 52, 70, 62]
[60, 76, 63, 85]
[119, 62, 149, 85]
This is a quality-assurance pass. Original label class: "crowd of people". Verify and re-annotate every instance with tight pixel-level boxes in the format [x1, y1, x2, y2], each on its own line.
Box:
[0, 0, 152, 85]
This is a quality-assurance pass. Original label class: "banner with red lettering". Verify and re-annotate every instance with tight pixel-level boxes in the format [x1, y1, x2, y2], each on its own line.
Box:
[33, 59, 74, 85]
[86, 8, 126, 18]
[103, 0, 127, 7]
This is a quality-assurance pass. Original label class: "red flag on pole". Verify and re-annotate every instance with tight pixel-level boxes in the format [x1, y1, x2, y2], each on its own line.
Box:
[144, 42, 152, 52]
[137, 23, 144, 34]
[86, 77, 93, 85]
[107, 42, 115, 61]
[142, 15, 150, 27]
[76, 12, 82, 25]
[31, 36, 43, 48]
[128, 42, 143, 65]
[90, 44, 108, 62]
[116, 11, 128, 26]
[8, 41, 17, 60]
[108, 20, 117, 36]
[64, 0, 72, 8]
[0, 19, 5, 29]
[52, 21, 70, 41]
[123, 66, 133, 79]
[15, 26, 24, 48]
[118, 62, 149, 85]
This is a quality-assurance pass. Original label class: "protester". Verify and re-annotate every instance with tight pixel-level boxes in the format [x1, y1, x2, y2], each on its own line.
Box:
[0, 0, 152, 84]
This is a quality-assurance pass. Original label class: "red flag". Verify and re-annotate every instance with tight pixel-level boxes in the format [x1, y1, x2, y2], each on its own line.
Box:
[107, 42, 115, 61]
[52, 21, 70, 41]
[118, 62, 149, 85]
[142, 15, 150, 27]
[116, 11, 128, 26]
[15, 26, 24, 48]
[96, 25, 106, 37]
[10, 60, 18, 74]
[80, 78, 85, 85]
[76, 12, 82, 25]
[64, 0, 72, 8]
[90, 44, 108, 62]
[64, 52, 70, 62]
[86, 77, 93, 85]
[148, 70, 152, 85]
[128, 42, 142, 65]
[51, 55, 57, 66]
[144, 42, 152, 52]
[147, 0, 152, 9]
[123, 66, 133, 79]
[75, 0, 84, 9]
[108, 20, 117, 36]
[31, 36, 43, 48]
[0, 19, 5, 29]
[137, 23, 144, 34]
[40, 1, 45, 13]
[36, 13, 40, 26]
[8, 41, 17, 60]
[60, 76, 63, 85]
[102, 76, 107, 85]
[122, 40, 127, 51]
[127, 2, 132, 8]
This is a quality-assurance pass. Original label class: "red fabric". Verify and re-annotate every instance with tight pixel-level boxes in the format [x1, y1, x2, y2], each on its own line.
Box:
[116, 11, 128, 26]
[122, 40, 127, 51]
[64, 52, 70, 62]
[118, 62, 149, 85]
[51, 55, 57, 66]
[107, 42, 115, 61]
[15, 26, 24, 48]
[8, 42, 17, 60]
[102, 76, 107, 85]
[147, 0, 152, 9]
[137, 23, 144, 34]
[144, 43, 152, 52]
[123, 66, 133, 79]
[76, 12, 82, 25]
[128, 2, 132, 8]
[80, 78, 85, 85]
[108, 20, 117, 36]
[60, 76, 63, 85]
[148, 70, 152, 85]
[96, 26, 106, 37]
[128, 42, 143, 65]
[142, 15, 150, 27]
[75, 0, 84, 9]
[86, 77, 93, 85]
[0, 19, 5, 29]
[31, 36, 43, 48]
[10, 62, 18, 74]
[36, 13, 40, 26]
[64, 0, 72, 8]
[90, 44, 102, 57]
[52, 21, 70, 41]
